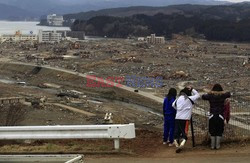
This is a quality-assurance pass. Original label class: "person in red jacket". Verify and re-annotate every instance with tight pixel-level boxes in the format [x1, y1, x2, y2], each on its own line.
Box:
[224, 98, 230, 124]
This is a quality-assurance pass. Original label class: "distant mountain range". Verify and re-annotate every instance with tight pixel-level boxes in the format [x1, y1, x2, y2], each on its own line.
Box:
[0, 0, 230, 20]
[69, 3, 250, 42]
[64, 5, 211, 21]
[0, 3, 37, 20]
[65, 2, 250, 21]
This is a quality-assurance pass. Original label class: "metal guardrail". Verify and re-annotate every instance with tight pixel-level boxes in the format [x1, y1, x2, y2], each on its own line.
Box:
[0, 154, 84, 163]
[0, 123, 136, 150]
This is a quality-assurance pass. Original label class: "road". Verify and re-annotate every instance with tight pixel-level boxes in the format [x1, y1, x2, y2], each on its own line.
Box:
[50, 103, 96, 116]
[4, 61, 163, 103]
[86, 155, 250, 163]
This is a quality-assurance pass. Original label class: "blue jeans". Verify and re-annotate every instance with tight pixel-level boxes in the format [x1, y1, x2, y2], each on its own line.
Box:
[163, 115, 175, 143]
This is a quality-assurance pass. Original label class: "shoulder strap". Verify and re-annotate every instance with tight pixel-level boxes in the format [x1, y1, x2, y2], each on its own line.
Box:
[175, 97, 179, 107]
[188, 97, 194, 105]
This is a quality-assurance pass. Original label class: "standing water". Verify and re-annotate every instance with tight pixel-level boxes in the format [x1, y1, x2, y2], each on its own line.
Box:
[0, 21, 70, 35]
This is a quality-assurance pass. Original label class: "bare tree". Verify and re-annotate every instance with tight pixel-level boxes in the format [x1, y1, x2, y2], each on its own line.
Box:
[0, 104, 28, 126]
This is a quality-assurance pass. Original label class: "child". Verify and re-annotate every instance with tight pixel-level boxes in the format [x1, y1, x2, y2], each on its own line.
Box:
[163, 88, 177, 146]
[172, 86, 200, 153]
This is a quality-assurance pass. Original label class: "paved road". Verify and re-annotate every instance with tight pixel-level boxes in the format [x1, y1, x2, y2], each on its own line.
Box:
[86, 155, 250, 163]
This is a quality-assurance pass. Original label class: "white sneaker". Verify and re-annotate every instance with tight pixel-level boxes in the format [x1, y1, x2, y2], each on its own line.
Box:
[180, 139, 186, 147]
[174, 140, 179, 147]
[163, 142, 167, 145]
[169, 143, 174, 147]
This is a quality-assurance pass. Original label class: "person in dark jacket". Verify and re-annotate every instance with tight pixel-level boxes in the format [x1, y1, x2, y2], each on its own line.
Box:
[163, 88, 177, 146]
[202, 84, 231, 149]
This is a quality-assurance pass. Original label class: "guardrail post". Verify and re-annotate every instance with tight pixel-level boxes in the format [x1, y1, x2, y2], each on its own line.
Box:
[114, 139, 120, 150]
[65, 155, 83, 163]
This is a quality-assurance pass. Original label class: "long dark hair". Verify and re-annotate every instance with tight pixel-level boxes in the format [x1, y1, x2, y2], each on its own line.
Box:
[167, 88, 177, 100]
[212, 84, 223, 92]
[180, 87, 192, 96]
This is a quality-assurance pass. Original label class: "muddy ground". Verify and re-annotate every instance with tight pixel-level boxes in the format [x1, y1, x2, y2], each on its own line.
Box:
[0, 36, 249, 157]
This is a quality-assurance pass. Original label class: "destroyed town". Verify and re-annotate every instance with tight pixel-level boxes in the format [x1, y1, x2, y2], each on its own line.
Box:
[0, 0, 250, 163]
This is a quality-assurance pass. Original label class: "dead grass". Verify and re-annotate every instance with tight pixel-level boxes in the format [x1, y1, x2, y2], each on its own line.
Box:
[83, 59, 113, 69]
[0, 140, 113, 153]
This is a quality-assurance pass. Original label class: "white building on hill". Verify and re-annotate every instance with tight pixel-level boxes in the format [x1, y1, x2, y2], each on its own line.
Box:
[47, 14, 64, 26]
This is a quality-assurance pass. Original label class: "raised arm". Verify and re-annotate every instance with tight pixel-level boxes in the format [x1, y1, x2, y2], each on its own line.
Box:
[202, 93, 210, 100]
[223, 92, 231, 99]
[189, 89, 200, 102]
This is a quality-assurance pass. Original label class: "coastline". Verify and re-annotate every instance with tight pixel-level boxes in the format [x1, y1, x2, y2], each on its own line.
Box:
[0, 21, 70, 35]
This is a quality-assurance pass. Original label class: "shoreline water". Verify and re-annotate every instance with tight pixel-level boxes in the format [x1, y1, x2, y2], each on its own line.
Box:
[0, 21, 70, 35]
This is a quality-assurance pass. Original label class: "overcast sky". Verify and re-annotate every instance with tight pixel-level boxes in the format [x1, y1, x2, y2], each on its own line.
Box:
[219, 0, 250, 2]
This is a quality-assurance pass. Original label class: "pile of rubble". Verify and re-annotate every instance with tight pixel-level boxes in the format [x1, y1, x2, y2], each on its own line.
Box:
[169, 71, 190, 79]
[112, 56, 142, 63]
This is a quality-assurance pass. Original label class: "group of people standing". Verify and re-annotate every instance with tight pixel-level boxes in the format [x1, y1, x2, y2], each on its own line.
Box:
[163, 84, 231, 153]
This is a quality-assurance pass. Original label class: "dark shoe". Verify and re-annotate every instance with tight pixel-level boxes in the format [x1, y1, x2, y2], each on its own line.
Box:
[176, 147, 182, 153]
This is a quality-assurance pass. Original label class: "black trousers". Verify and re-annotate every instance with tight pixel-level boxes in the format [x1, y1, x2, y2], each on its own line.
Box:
[174, 119, 189, 141]
[209, 114, 224, 136]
